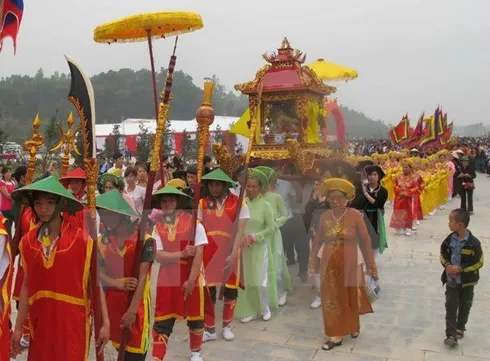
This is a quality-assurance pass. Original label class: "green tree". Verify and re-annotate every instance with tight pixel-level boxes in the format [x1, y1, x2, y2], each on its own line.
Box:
[73, 130, 84, 167]
[136, 123, 151, 163]
[104, 124, 122, 160]
[212, 124, 225, 145]
[42, 112, 61, 169]
[180, 129, 197, 164]
[162, 119, 173, 155]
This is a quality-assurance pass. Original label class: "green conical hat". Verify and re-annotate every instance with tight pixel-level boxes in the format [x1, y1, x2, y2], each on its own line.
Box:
[96, 190, 139, 217]
[255, 166, 276, 180]
[248, 168, 269, 188]
[201, 168, 236, 187]
[11, 176, 83, 214]
[152, 184, 192, 200]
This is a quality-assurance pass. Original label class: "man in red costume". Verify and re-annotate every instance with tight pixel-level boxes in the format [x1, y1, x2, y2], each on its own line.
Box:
[0, 215, 13, 361]
[59, 168, 88, 229]
[198, 168, 249, 342]
[96, 190, 154, 361]
[10, 176, 109, 361]
[150, 185, 207, 361]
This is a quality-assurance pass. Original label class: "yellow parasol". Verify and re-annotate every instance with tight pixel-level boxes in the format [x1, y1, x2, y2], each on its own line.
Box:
[93, 11, 203, 43]
[308, 58, 358, 82]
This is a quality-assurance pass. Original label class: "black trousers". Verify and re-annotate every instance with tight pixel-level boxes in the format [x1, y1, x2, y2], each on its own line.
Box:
[445, 281, 474, 337]
[460, 189, 474, 212]
[208, 285, 238, 303]
[115, 349, 147, 361]
[153, 318, 204, 337]
[282, 214, 309, 274]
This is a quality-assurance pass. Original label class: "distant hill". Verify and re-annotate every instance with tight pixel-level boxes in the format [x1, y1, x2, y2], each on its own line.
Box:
[0, 68, 388, 142]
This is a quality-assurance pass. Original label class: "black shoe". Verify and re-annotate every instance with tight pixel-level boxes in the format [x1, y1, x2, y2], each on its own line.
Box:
[444, 336, 458, 348]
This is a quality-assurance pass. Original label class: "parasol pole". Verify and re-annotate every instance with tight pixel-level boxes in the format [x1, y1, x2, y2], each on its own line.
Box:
[117, 35, 179, 361]
[50, 112, 81, 177]
[218, 79, 263, 300]
[182, 81, 215, 317]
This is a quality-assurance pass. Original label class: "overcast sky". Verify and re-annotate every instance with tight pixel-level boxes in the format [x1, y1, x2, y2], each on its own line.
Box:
[1, 0, 489, 125]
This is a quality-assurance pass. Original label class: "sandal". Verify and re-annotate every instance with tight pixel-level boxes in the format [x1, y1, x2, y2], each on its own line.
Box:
[351, 332, 359, 338]
[322, 339, 342, 351]
[456, 330, 464, 339]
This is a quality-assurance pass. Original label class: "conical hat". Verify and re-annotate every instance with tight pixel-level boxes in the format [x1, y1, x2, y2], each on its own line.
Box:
[152, 184, 192, 200]
[248, 168, 268, 188]
[11, 176, 83, 214]
[254, 166, 276, 180]
[201, 168, 236, 186]
[96, 190, 139, 217]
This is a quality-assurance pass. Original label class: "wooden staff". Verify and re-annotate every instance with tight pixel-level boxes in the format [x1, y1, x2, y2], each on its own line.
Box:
[50, 112, 81, 177]
[117, 38, 179, 361]
[218, 80, 263, 300]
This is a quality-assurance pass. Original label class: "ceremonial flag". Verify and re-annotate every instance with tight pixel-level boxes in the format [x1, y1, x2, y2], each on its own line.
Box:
[0, 0, 23, 54]
[420, 107, 440, 149]
[389, 114, 410, 144]
[407, 112, 424, 148]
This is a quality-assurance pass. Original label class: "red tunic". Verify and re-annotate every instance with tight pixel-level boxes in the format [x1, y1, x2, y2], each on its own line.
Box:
[19, 220, 93, 361]
[98, 232, 151, 354]
[13, 206, 39, 301]
[154, 211, 203, 322]
[200, 195, 241, 288]
[0, 217, 12, 361]
[390, 173, 419, 229]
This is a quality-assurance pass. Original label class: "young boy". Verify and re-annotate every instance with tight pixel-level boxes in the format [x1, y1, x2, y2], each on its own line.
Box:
[440, 208, 484, 347]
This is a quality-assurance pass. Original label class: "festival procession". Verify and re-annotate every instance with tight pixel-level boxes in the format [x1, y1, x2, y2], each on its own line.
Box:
[0, 2, 488, 361]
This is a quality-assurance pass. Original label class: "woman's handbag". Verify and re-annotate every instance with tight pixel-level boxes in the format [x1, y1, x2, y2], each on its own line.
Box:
[463, 182, 475, 190]
[365, 275, 380, 303]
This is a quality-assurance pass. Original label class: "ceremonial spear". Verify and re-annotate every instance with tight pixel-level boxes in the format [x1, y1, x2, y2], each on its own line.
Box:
[65, 55, 104, 361]
[219, 80, 264, 300]
[50, 112, 81, 177]
[92, 12, 203, 361]
[11, 114, 45, 254]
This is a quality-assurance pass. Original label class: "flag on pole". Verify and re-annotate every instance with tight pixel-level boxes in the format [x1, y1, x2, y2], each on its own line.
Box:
[0, 0, 23, 54]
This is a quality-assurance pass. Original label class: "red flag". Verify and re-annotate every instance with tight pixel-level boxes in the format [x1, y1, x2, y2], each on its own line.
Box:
[0, 0, 23, 54]
[389, 114, 410, 144]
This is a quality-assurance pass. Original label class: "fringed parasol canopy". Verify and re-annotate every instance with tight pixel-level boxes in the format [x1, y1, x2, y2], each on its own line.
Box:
[93, 11, 203, 43]
[308, 58, 358, 82]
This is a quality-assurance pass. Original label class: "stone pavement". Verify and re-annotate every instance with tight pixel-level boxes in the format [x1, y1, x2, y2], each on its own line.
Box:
[15, 176, 490, 361]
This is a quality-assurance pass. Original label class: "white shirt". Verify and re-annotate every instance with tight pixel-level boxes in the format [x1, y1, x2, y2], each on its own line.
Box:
[37, 231, 60, 258]
[153, 222, 208, 251]
[126, 185, 146, 214]
[197, 195, 250, 221]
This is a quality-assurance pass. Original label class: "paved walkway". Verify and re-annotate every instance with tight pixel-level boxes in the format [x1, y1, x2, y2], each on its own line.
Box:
[15, 176, 490, 361]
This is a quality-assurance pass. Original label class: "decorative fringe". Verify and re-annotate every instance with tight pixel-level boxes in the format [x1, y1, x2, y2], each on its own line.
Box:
[93, 12, 203, 44]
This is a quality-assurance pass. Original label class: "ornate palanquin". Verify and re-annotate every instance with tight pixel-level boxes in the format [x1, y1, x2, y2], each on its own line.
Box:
[214, 38, 348, 178]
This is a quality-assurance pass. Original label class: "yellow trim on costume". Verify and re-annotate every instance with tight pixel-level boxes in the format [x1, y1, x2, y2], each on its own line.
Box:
[207, 231, 232, 238]
[28, 290, 86, 306]
[111, 274, 151, 354]
[84, 235, 93, 361]
[461, 249, 474, 256]
[463, 254, 484, 273]
[440, 255, 450, 267]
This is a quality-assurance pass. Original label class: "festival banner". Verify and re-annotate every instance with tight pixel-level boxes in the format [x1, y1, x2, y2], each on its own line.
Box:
[0, 0, 23, 53]
[389, 114, 410, 144]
